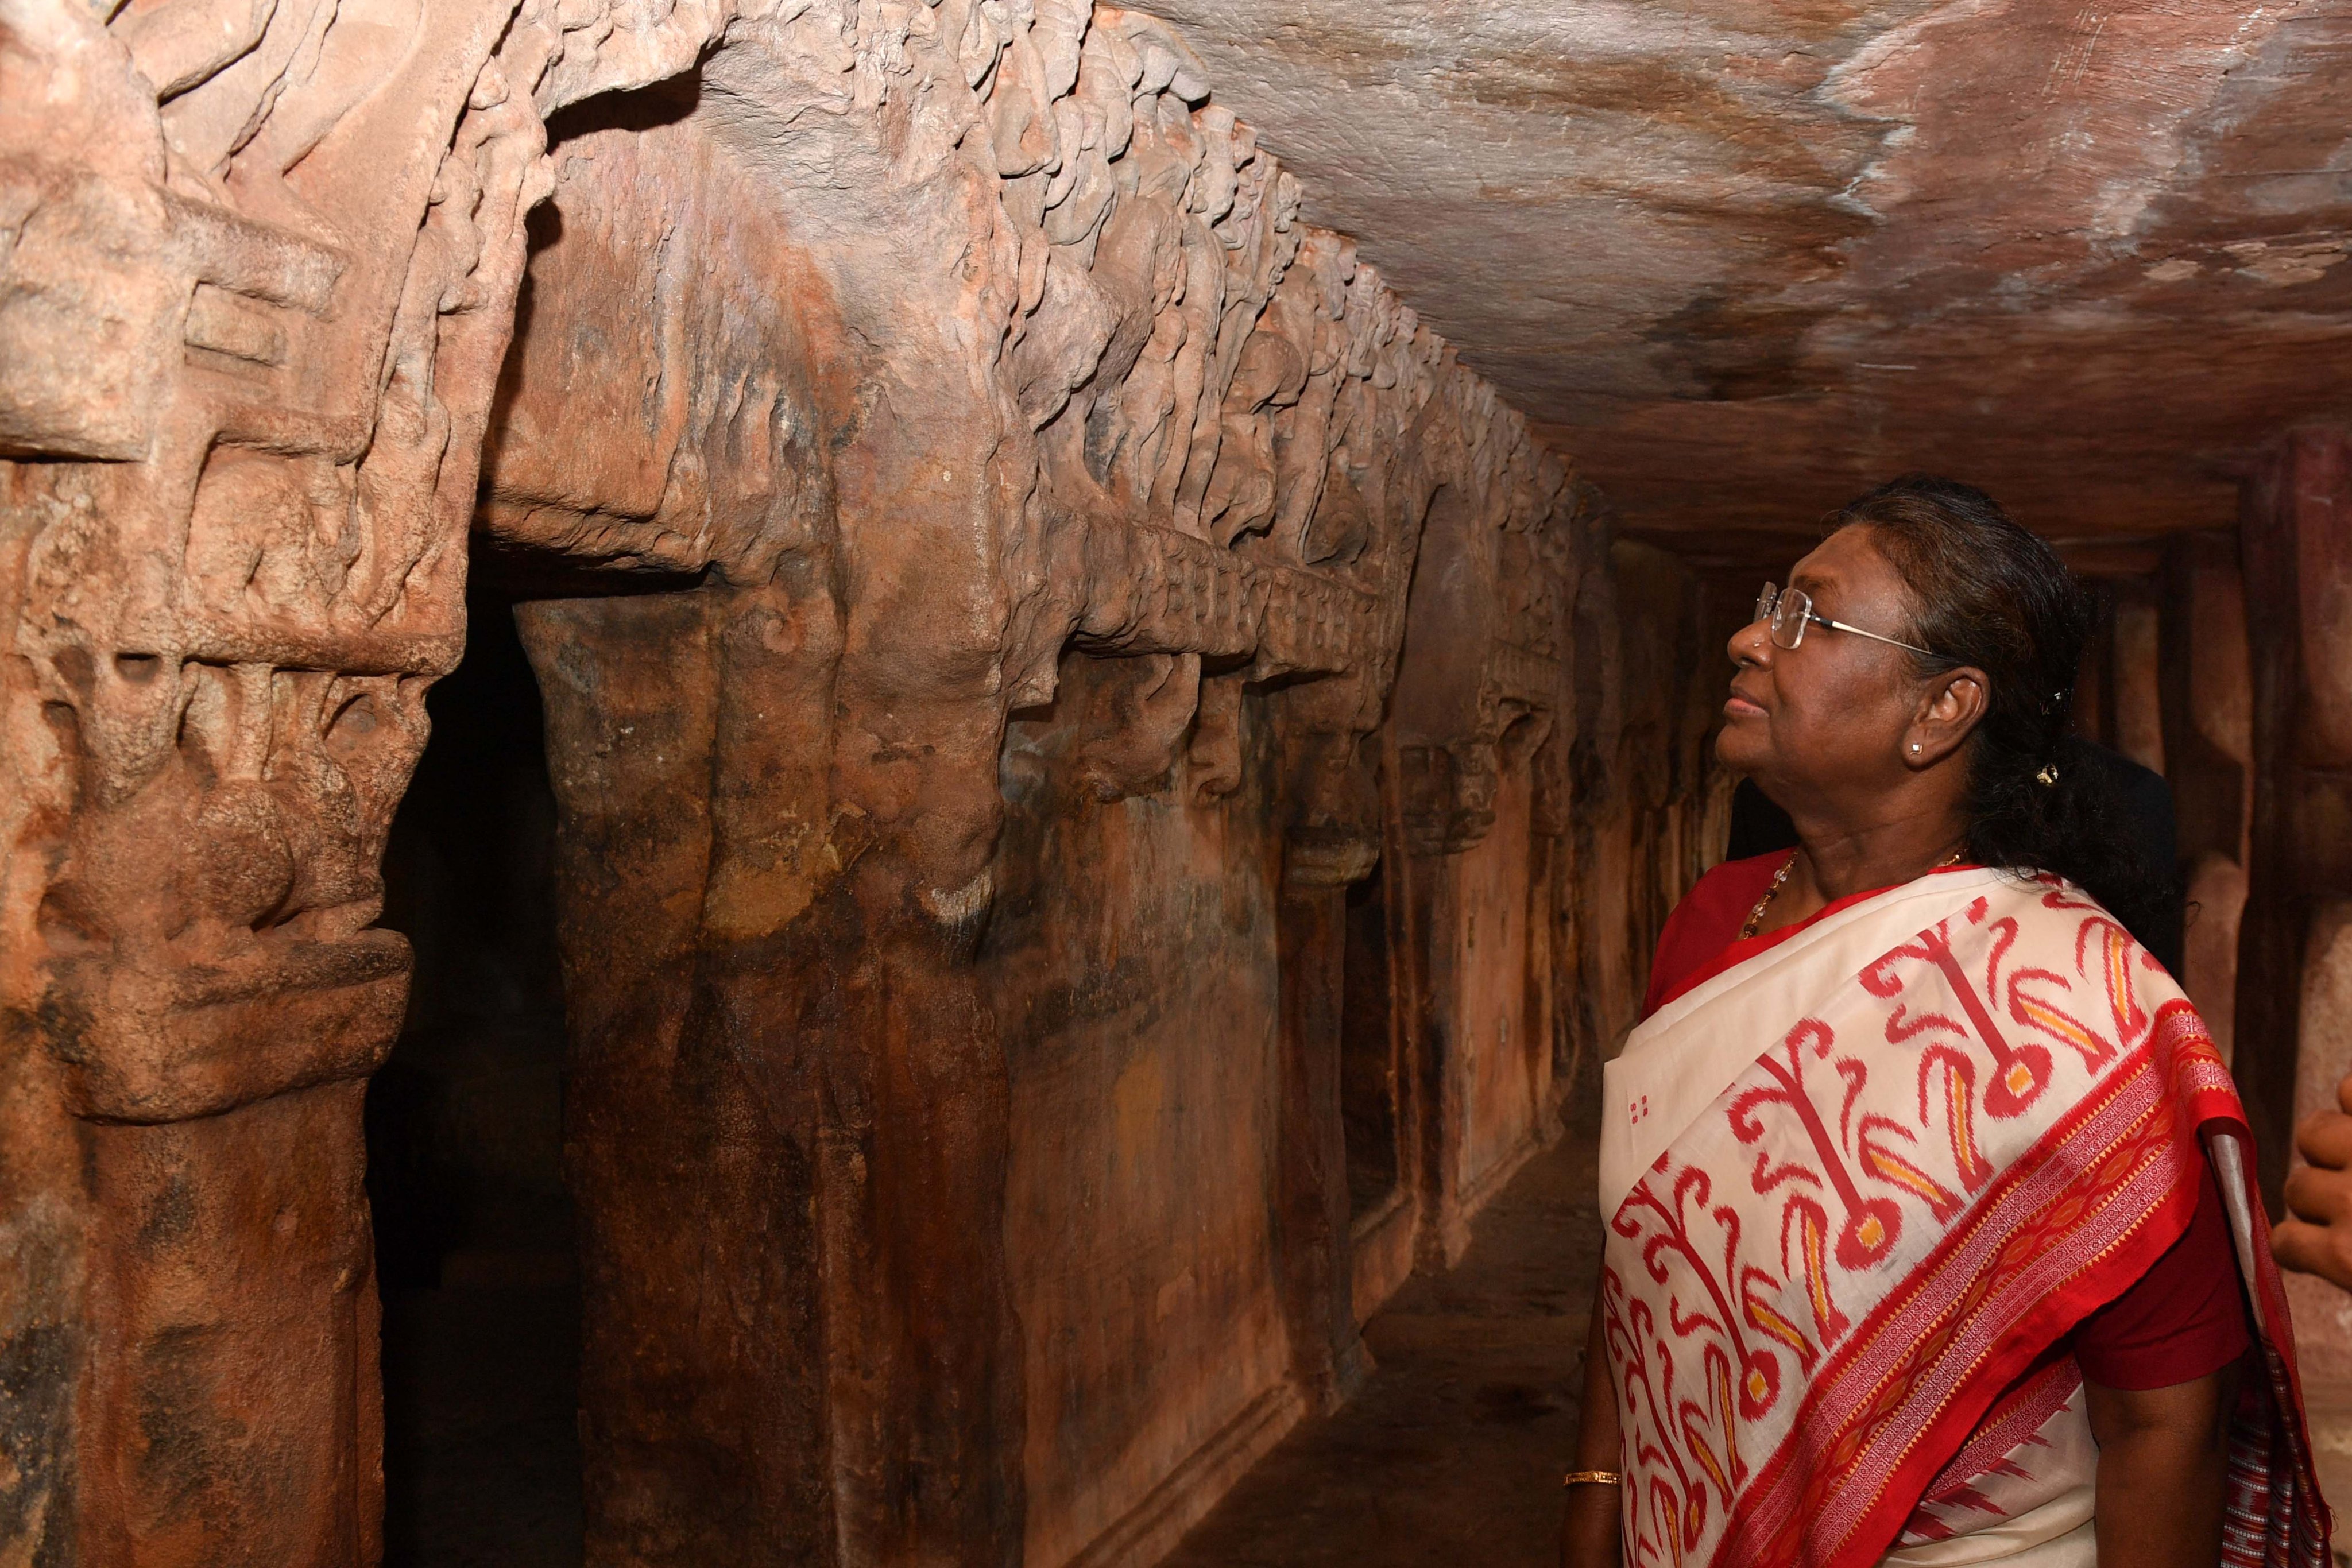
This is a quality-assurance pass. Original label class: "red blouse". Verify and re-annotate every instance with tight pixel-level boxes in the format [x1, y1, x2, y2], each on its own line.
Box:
[1640, 853, 2248, 1391]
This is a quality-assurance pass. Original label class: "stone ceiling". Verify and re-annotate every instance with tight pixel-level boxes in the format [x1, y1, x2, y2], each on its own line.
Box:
[1144, 0, 2352, 567]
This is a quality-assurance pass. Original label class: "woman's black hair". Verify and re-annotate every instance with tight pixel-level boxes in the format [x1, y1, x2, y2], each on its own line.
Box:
[1823, 475, 2177, 950]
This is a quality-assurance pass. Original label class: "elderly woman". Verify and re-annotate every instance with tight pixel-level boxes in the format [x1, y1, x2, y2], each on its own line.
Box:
[1560, 479, 2325, 1568]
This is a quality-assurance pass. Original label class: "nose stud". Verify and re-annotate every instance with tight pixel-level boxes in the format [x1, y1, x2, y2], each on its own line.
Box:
[1910, 743, 1921, 754]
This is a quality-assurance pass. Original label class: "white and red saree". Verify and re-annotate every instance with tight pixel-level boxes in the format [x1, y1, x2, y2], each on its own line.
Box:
[1598, 867, 2330, 1567]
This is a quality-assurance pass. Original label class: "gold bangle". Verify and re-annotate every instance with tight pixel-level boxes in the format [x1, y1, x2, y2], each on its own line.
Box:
[1562, 1469, 1622, 1488]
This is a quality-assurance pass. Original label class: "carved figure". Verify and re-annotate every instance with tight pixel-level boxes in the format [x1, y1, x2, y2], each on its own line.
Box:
[0, 0, 1627, 1559]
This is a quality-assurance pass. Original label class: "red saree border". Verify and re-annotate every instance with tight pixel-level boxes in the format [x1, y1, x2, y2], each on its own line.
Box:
[1612, 880, 2329, 1568]
[2162, 996, 2328, 1565]
[1909, 1353, 2080, 1518]
[2172, 1004, 2332, 1568]
[1722, 1027, 2199, 1567]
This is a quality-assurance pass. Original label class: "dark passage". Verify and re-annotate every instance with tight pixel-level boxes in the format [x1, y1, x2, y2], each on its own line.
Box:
[1165, 1086, 1604, 1567]
[372, 589, 581, 1566]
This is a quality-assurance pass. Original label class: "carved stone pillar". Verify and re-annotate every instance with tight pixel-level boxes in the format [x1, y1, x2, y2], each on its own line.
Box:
[1392, 734, 1553, 1268]
[5, 3, 1608, 1565]
[1268, 870, 1370, 1407]
[2238, 429, 2352, 1226]
[516, 572, 1023, 1566]
[2157, 532, 2254, 1059]
[0, 0, 563, 1554]
[1564, 537, 1644, 1066]
[1384, 478, 1576, 1268]
[2110, 582, 2167, 776]
[1270, 690, 1383, 1412]
[488, 57, 1034, 1550]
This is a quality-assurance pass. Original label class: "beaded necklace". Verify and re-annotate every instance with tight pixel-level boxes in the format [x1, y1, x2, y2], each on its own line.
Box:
[1738, 846, 1964, 942]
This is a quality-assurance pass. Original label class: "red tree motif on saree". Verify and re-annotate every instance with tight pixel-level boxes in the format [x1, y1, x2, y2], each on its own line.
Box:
[1603, 878, 2329, 1568]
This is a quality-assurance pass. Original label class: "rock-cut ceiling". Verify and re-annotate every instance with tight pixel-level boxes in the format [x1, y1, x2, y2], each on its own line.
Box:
[1147, 0, 2352, 567]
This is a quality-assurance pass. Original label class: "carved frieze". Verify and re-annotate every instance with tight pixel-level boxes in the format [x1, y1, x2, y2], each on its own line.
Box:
[1, 0, 1603, 1556]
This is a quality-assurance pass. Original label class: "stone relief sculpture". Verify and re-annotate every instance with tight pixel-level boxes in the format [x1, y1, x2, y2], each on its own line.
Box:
[1, 0, 1604, 1558]
[2, 0, 563, 1551]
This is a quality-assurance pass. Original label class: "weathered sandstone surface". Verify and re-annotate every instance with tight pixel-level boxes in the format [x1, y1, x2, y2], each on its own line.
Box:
[0, 1, 1720, 1562]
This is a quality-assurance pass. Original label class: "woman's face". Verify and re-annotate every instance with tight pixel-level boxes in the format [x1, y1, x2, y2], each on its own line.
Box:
[1716, 526, 1936, 804]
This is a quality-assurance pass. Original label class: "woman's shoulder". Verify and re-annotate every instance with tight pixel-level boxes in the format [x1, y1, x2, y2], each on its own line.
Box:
[1645, 853, 1795, 1018]
[1664, 852, 1793, 947]
[1681, 851, 1792, 915]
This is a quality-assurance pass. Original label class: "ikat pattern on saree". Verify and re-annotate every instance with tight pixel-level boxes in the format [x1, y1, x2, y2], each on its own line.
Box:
[1603, 878, 2328, 1568]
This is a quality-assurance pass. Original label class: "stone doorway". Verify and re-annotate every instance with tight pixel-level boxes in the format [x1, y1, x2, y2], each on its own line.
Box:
[371, 589, 581, 1566]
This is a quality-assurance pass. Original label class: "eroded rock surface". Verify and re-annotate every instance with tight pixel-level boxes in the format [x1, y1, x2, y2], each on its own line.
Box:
[1149, 0, 2352, 549]
[0, 1, 1720, 1563]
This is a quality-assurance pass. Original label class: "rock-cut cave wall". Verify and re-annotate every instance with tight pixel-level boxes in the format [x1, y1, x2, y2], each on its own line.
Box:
[0, 0, 1722, 1562]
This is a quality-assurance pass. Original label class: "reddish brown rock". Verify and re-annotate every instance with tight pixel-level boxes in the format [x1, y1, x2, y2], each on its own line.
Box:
[1, 0, 573, 1550]
[2238, 431, 2352, 1385]
[2237, 431, 2352, 1216]
[1151, 0, 2352, 557]
[42, 0, 2352, 1542]
[0, 1, 1709, 1563]
[2158, 533, 2254, 1062]
[477, 19, 1623, 1548]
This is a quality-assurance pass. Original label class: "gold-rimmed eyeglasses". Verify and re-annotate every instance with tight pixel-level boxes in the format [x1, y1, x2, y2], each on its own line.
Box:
[1754, 583, 1937, 659]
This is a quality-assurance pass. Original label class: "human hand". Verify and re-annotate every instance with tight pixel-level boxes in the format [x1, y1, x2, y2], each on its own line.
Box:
[2274, 1070, 2352, 1290]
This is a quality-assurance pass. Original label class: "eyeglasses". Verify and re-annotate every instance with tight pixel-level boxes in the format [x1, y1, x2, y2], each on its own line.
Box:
[1753, 583, 1937, 659]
